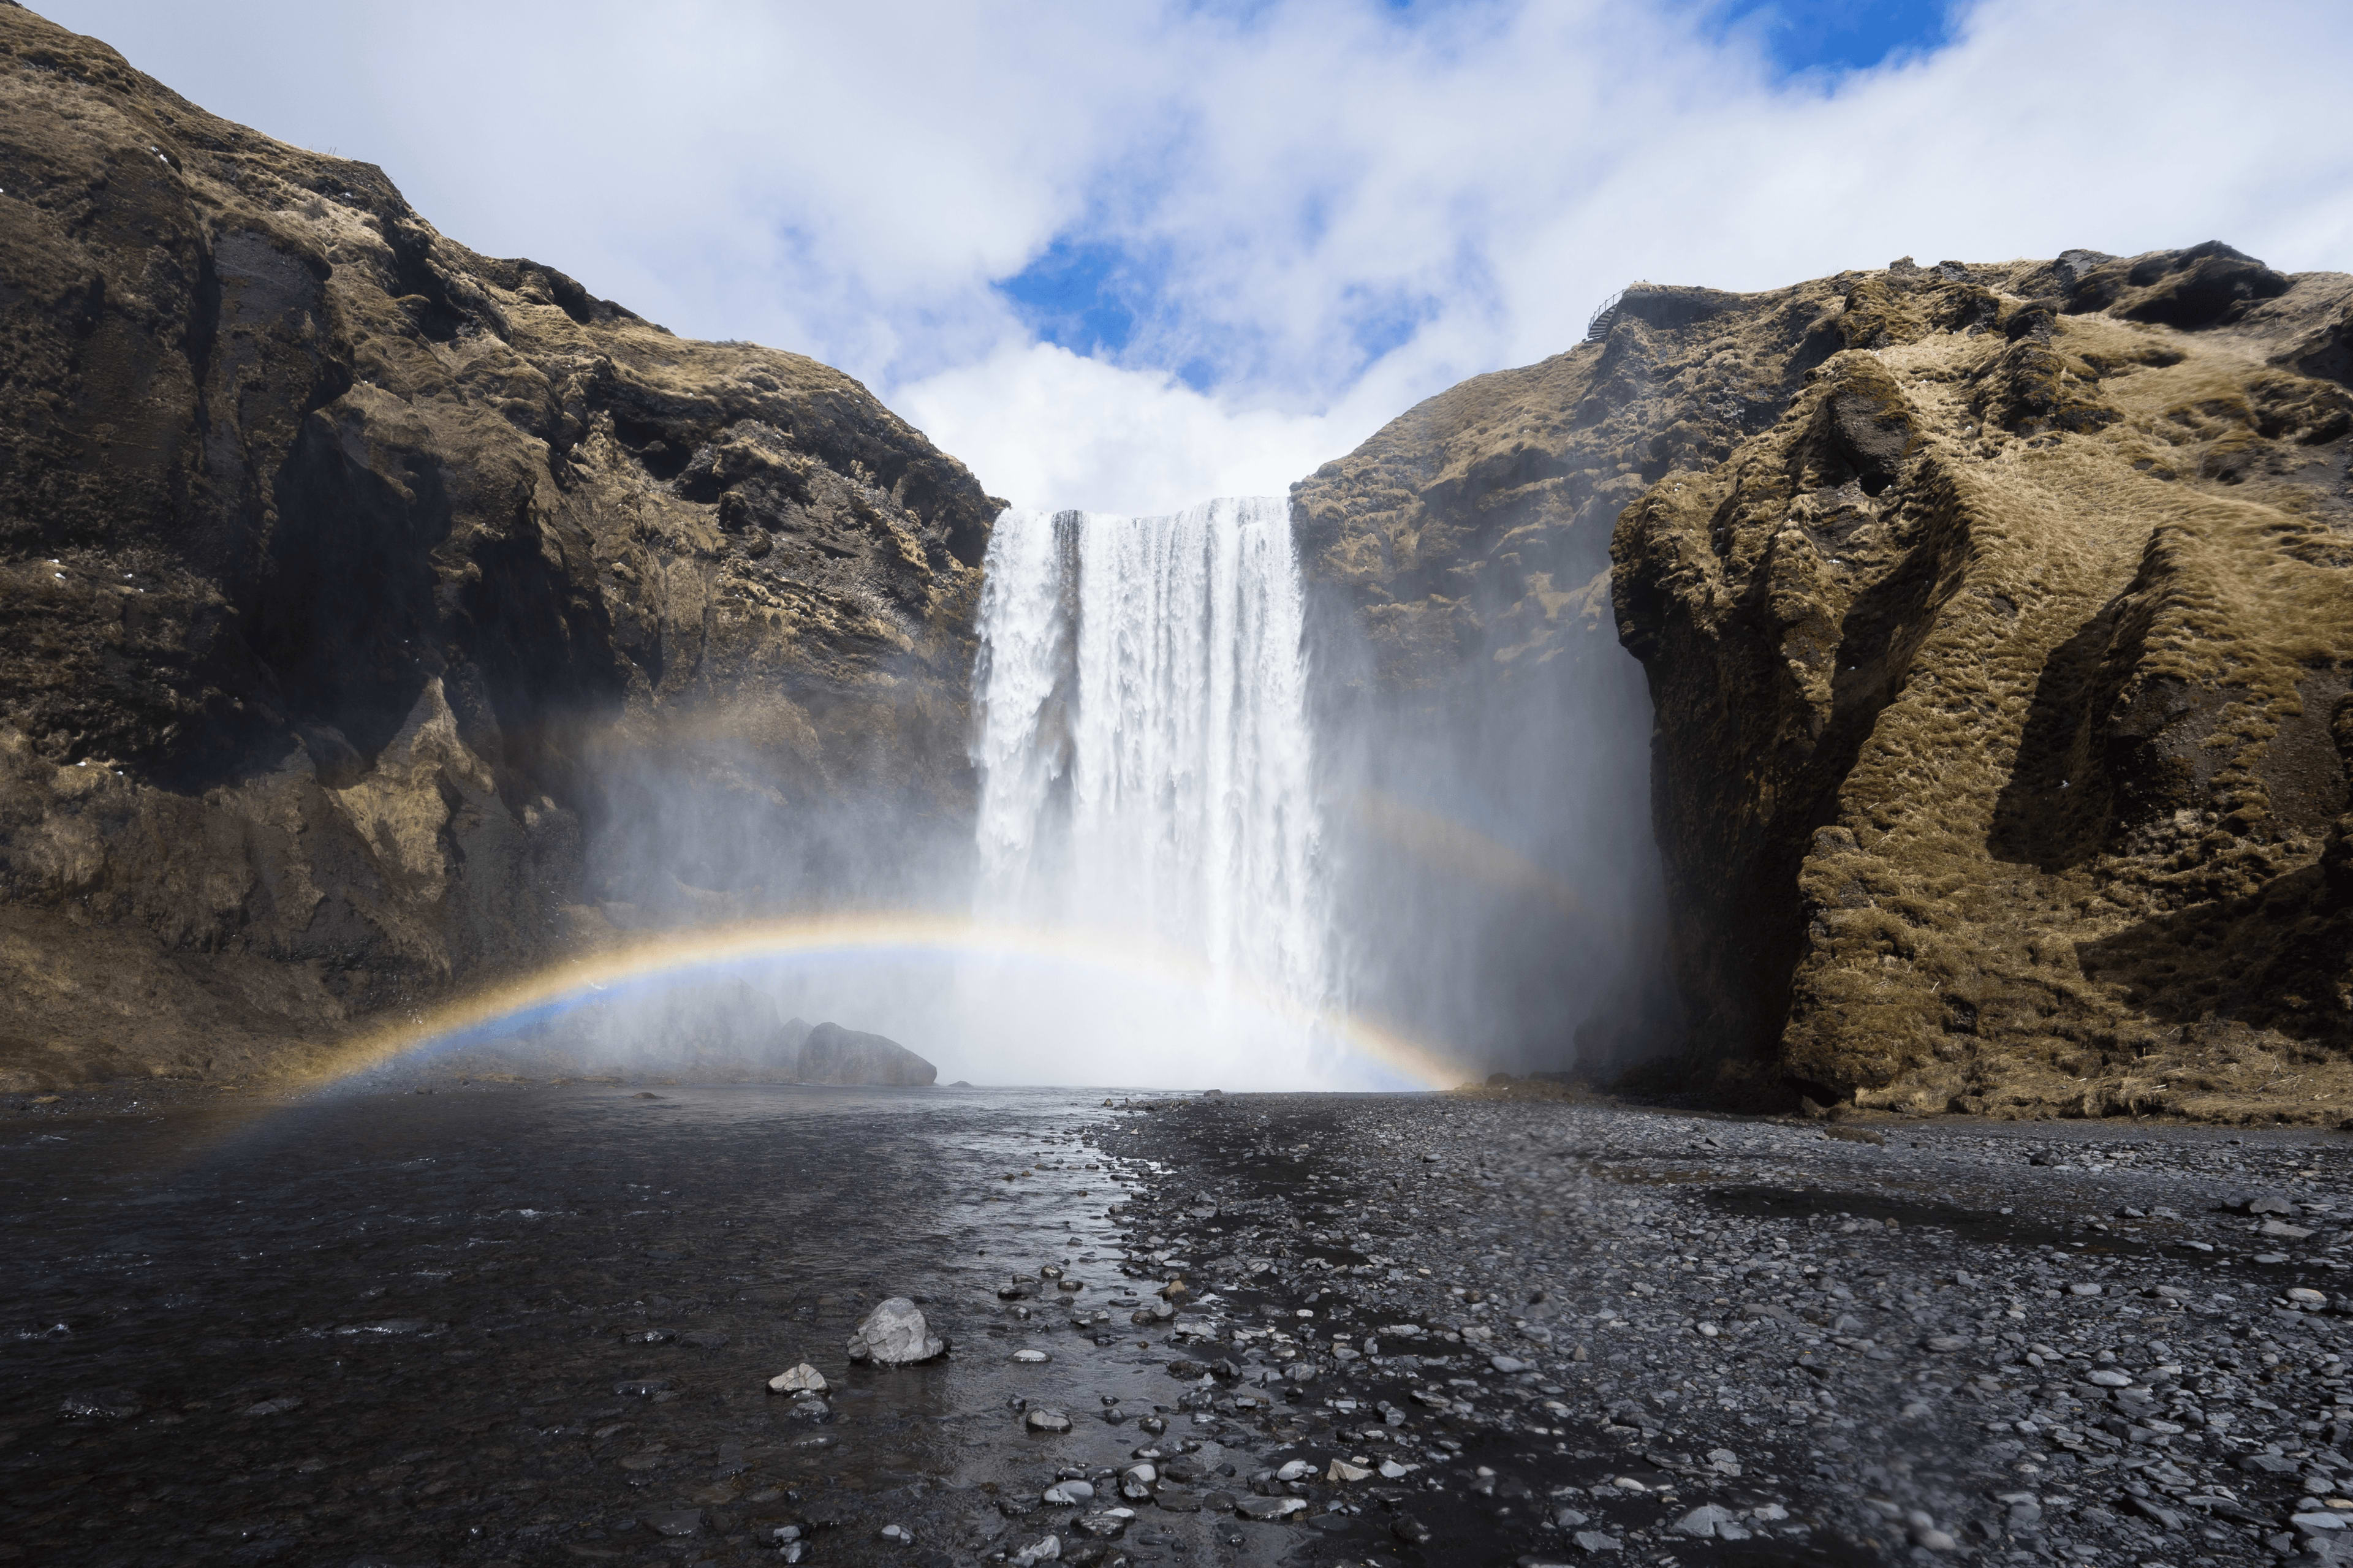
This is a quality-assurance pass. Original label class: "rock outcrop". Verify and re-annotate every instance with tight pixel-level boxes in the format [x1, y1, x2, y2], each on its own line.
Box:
[1301, 246, 2352, 1119]
[0, 7, 996, 1089]
[1609, 248, 2353, 1119]
[1292, 297, 1756, 1071]
[438, 974, 936, 1085]
[796, 1020, 936, 1086]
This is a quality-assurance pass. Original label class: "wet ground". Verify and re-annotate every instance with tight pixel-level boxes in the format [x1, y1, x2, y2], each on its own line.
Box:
[4, 1085, 2349, 1567]
[1096, 1094, 2353, 1568]
[2, 1083, 1187, 1567]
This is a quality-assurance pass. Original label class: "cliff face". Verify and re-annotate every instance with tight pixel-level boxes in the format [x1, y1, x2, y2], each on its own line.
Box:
[1289, 284, 1859, 1071]
[0, 6, 996, 1088]
[1611, 246, 2353, 1119]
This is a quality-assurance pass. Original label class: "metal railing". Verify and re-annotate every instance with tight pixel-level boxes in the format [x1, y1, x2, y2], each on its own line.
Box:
[1584, 290, 1624, 342]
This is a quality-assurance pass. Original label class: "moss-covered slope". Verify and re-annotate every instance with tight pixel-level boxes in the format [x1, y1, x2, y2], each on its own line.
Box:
[1613, 247, 2353, 1121]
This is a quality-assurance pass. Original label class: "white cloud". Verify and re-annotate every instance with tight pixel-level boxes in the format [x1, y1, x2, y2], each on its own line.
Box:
[898, 340, 1357, 513]
[34, 0, 2353, 513]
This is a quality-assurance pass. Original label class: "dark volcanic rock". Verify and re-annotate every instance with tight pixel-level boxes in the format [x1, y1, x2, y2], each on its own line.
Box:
[798, 1020, 936, 1086]
[0, 7, 998, 1088]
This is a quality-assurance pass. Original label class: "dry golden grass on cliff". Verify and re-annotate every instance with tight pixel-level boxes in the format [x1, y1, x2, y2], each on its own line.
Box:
[1616, 254, 2353, 1124]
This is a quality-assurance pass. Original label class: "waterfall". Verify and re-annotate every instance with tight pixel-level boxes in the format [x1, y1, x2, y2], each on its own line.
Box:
[970, 498, 1330, 1076]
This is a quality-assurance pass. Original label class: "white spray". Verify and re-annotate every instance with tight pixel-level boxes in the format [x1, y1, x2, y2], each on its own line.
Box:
[968, 498, 1333, 1084]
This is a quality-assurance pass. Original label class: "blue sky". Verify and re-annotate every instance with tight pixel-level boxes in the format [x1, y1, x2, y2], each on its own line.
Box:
[995, 2, 1963, 383]
[39, 0, 2353, 512]
[1719, 0, 1953, 74]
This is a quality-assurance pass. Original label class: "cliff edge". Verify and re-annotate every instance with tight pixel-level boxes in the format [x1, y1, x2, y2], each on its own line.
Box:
[0, 7, 997, 1088]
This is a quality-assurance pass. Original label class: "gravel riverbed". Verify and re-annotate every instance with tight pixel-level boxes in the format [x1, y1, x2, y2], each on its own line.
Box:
[1094, 1091, 2353, 1568]
[4, 1083, 2349, 1567]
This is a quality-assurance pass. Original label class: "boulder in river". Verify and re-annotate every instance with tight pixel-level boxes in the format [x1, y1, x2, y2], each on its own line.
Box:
[846, 1297, 945, 1364]
[765, 1362, 827, 1394]
[795, 1021, 936, 1086]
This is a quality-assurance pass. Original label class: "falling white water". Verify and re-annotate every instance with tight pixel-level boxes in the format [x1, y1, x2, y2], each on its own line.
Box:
[968, 498, 1333, 1083]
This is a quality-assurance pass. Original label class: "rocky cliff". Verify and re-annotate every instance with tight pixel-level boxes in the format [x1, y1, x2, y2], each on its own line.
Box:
[1290, 282, 1825, 1074]
[1609, 247, 2353, 1120]
[1301, 245, 2353, 1121]
[0, 6, 996, 1089]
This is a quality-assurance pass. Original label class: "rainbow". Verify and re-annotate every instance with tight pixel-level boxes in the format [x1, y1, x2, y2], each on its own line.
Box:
[290, 912, 1464, 1093]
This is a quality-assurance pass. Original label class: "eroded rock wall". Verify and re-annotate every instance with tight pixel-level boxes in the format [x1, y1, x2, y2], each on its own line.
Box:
[1291, 282, 1863, 1072]
[1612, 247, 2353, 1119]
[0, 7, 998, 1087]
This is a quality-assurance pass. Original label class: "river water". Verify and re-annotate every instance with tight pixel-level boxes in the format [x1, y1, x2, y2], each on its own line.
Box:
[1, 1084, 1206, 1567]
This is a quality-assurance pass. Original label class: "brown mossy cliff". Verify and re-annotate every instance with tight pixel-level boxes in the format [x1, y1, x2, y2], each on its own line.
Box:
[1612, 247, 2353, 1123]
[0, 6, 998, 1088]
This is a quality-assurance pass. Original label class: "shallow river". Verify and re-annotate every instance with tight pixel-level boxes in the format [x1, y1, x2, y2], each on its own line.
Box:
[2, 1083, 1185, 1567]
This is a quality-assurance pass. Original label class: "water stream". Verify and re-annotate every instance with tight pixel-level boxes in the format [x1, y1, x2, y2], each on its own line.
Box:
[968, 500, 1334, 1083]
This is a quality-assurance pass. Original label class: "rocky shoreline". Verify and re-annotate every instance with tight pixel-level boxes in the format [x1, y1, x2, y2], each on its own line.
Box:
[5, 1081, 2351, 1565]
[1082, 1090, 2353, 1567]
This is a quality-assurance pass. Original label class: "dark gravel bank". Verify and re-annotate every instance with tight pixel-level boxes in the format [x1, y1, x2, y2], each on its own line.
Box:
[1093, 1092, 2353, 1567]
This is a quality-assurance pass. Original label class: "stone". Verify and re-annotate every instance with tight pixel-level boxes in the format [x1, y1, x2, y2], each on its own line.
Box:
[766, 1362, 827, 1394]
[1572, 1530, 1623, 1553]
[1670, 1504, 1738, 1539]
[1011, 1536, 1062, 1566]
[646, 1510, 702, 1537]
[1043, 1481, 1094, 1506]
[847, 1298, 945, 1365]
[1235, 1494, 1306, 1522]
[2262, 1221, 2317, 1240]
[1327, 1459, 1372, 1482]
[1490, 1354, 1532, 1373]
[1026, 1407, 1073, 1433]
